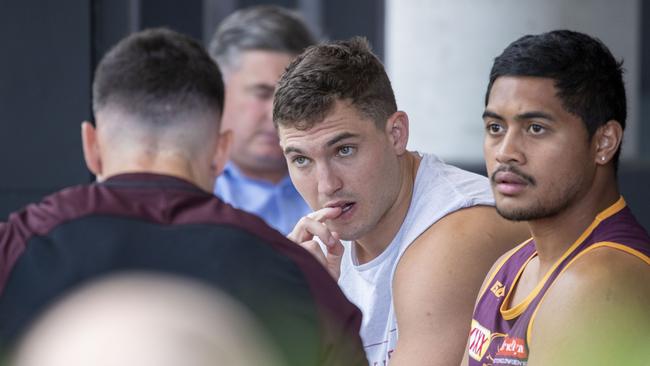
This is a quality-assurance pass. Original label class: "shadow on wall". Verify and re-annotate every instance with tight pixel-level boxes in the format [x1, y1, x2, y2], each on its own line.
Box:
[458, 161, 650, 232]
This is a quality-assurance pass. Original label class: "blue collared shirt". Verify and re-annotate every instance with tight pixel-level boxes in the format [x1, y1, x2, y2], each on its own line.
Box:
[214, 162, 311, 235]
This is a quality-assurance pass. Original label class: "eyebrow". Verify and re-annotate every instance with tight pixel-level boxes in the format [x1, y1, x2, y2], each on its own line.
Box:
[482, 110, 555, 122]
[283, 132, 360, 155]
[515, 111, 555, 122]
[326, 132, 359, 147]
[284, 146, 304, 155]
[246, 84, 275, 92]
[482, 110, 503, 120]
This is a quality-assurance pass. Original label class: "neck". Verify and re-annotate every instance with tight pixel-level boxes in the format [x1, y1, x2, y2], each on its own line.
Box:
[99, 152, 214, 192]
[528, 177, 620, 271]
[355, 152, 421, 263]
[234, 163, 288, 184]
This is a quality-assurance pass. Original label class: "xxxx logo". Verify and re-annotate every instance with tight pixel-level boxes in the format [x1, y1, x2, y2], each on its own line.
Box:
[468, 320, 492, 361]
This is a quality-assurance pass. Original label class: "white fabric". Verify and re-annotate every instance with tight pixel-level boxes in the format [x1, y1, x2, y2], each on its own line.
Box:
[337, 153, 494, 365]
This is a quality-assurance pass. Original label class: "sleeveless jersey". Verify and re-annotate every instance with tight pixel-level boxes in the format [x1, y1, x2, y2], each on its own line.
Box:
[338, 153, 494, 365]
[468, 197, 650, 366]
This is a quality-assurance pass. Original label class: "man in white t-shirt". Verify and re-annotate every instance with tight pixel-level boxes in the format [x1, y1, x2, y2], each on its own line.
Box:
[273, 37, 531, 365]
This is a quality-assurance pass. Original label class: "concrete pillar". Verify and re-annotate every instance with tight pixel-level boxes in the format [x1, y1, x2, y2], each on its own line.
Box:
[386, 0, 640, 164]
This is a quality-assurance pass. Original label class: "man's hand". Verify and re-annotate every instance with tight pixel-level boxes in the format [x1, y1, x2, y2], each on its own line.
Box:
[288, 207, 345, 280]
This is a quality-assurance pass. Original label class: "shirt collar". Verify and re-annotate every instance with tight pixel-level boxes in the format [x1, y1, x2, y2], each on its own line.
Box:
[223, 162, 294, 190]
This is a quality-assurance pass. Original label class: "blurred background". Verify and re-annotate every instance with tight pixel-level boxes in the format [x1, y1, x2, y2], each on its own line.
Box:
[1, 0, 648, 228]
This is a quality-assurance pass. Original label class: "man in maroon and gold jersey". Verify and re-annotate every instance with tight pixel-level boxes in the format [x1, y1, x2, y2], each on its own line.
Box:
[464, 30, 650, 366]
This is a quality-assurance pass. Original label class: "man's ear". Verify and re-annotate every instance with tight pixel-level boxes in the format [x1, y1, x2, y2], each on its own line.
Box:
[81, 121, 103, 178]
[212, 129, 232, 176]
[594, 120, 623, 165]
[384, 111, 410, 155]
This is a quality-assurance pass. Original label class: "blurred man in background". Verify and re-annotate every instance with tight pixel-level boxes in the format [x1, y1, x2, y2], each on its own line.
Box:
[208, 5, 316, 234]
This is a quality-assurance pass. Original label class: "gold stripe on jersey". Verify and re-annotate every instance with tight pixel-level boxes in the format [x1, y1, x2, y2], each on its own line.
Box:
[526, 240, 650, 343]
[477, 238, 534, 301]
[499, 197, 626, 320]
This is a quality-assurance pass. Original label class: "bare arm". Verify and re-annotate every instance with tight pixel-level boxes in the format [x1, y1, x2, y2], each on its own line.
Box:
[389, 206, 530, 366]
[459, 246, 518, 366]
[527, 247, 650, 366]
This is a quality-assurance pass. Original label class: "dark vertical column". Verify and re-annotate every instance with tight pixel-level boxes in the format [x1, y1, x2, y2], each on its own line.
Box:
[92, 0, 139, 67]
[322, 0, 385, 60]
[203, 0, 238, 44]
[140, 0, 203, 41]
[0, 0, 92, 218]
[640, 1, 650, 157]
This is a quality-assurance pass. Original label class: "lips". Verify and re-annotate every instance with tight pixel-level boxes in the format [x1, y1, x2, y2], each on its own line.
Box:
[324, 201, 356, 218]
[493, 171, 529, 196]
[494, 171, 528, 185]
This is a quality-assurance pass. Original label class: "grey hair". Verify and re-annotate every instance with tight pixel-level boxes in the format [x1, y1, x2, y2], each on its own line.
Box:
[208, 5, 317, 74]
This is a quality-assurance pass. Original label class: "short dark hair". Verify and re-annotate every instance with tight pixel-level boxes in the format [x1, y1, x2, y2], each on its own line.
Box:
[273, 37, 397, 130]
[93, 28, 225, 125]
[208, 5, 316, 73]
[487, 29, 626, 167]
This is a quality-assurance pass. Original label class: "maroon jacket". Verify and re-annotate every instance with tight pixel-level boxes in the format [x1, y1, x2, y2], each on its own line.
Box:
[0, 173, 367, 366]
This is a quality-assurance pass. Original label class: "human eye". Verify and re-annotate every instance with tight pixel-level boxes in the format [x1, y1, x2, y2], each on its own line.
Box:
[527, 123, 546, 135]
[337, 145, 356, 157]
[291, 155, 311, 168]
[485, 122, 505, 135]
[249, 86, 274, 100]
[254, 89, 273, 100]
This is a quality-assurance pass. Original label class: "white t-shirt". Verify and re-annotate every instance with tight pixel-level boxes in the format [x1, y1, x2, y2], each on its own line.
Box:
[338, 153, 494, 365]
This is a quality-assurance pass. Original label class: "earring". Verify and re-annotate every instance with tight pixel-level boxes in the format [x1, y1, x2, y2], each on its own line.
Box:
[601, 156, 606, 161]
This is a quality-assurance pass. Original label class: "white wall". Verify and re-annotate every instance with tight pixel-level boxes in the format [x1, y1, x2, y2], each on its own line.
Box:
[386, 0, 640, 164]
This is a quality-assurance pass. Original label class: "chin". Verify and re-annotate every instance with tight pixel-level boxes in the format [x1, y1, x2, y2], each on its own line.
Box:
[495, 202, 566, 222]
[332, 223, 367, 242]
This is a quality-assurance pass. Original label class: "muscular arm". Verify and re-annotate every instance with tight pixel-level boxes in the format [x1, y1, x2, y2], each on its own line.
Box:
[459, 246, 518, 366]
[389, 205, 529, 366]
[527, 248, 650, 366]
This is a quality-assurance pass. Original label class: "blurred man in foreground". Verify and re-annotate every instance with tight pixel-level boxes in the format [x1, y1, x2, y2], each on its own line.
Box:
[11, 272, 284, 366]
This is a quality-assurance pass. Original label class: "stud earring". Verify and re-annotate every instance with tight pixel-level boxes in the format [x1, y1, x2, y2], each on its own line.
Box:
[601, 156, 606, 161]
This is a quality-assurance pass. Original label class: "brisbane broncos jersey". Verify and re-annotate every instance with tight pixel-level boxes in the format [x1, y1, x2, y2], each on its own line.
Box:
[467, 197, 650, 366]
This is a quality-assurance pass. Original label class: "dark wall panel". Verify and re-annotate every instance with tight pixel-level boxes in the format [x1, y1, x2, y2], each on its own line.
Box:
[141, 0, 203, 41]
[323, 0, 384, 59]
[0, 0, 92, 218]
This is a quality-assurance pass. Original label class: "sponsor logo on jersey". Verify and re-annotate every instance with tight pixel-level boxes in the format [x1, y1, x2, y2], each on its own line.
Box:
[490, 280, 505, 298]
[495, 336, 528, 359]
[468, 319, 492, 361]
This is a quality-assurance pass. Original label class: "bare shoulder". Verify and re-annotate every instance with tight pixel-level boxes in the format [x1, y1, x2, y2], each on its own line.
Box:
[409, 204, 530, 260]
[528, 246, 650, 365]
[396, 205, 530, 292]
[389, 206, 530, 365]
[539, 245, 650, 309]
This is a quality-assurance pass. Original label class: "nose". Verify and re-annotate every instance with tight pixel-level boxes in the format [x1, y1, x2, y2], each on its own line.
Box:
[316, 162, 343, 197]
[494, 129, 525, 165]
